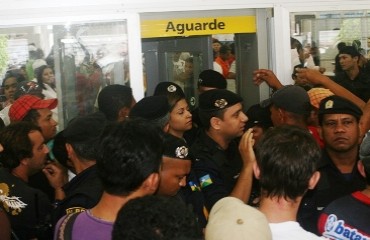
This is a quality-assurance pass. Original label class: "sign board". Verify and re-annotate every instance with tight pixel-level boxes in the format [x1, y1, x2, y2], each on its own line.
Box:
[141, 16, 256, 38]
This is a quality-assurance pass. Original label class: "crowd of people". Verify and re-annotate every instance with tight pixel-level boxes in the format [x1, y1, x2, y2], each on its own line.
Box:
[0, 39, 369, 240]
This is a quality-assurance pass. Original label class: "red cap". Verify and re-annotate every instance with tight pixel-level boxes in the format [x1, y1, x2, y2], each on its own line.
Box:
[9, 95, 58, 122]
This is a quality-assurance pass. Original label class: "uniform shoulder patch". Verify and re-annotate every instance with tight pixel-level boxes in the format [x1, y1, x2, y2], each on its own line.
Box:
[199, 174, 213, 189]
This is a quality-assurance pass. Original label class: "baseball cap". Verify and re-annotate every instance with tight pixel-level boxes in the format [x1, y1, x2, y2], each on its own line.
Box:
[245, 104, 273, 129]
[360, 131, 370, 170]
[9, 95, 57, 122]
[205, 197, 272, 240]
[318, 95, 363, 124]
[14, 81, 42, 100]
[63, 112, 107, 144]
[199, 89, 242, 112]
[129, 96, 169, 121]
[163, 134, 190, 160]
[307, 88, 334, 109]
[260, 85, 311, 115]
[198, 69, 227, 89]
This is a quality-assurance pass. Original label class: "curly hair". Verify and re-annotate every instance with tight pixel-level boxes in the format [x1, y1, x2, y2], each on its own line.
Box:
[112, 195, 202, 240]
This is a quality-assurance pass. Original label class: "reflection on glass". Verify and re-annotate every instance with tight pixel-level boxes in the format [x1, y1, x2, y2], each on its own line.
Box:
[0, 20, 129, 127]
[166, 52, 202, 109]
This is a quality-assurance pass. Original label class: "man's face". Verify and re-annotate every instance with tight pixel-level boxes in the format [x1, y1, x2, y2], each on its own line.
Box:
[157, 157, 191, 196]
[27, 130, 49, 175]
[218, 103, 248, 139]
[339, 54, 358, 71]
[320, 113, 360, 153]
[36, 108, 57, 142]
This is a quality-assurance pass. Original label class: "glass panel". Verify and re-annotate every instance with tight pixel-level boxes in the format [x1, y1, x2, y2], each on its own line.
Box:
[0, 20, 129, 127]
[165, 51, 202, 109]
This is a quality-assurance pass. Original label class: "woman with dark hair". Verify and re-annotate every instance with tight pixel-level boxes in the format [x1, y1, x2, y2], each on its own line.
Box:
[36, 65, 56, 100]
[153, 82, 192, 139]
[35, 65, 58, 122]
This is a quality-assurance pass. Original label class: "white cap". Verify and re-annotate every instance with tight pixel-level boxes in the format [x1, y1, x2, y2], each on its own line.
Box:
[32, 59, 47, 71]
[205, 197, 272, 240]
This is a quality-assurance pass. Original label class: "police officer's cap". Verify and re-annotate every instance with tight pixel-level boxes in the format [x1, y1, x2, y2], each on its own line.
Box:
[318, 95, 363, 124]
[163, 134, 191, 160]
[153, 82, 185, 97]
[129, 96, 169, 120]
[199, 89, 243, 112]
[198, 69, 227, 89]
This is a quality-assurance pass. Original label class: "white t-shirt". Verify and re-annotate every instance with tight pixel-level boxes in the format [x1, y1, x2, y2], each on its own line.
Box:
[269, 221, 327, 240]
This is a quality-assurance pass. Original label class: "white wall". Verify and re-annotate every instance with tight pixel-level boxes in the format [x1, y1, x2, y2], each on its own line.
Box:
[1, 0, 370, 95]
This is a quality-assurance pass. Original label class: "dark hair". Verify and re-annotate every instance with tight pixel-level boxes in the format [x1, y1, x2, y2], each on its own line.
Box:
[256, 125, 320, 200]
[2, 71, 24, 87]
[51, 131, 69, 169]
[219, 45, 230, 55]
[0, 122, 41, 169]
[112, 195, 202, 240]
[98, 85, 133, 121]
[97, 119, 163, 195]
[36, 65, 55, 90]
[198, 109, 225, 130]
[69, 142, 98, 162]
[22, 109, 41, 125]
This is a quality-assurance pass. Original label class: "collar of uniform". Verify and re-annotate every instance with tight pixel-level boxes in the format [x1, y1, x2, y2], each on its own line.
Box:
[319, 150, 360, 175]
[62, 165, 98, 192]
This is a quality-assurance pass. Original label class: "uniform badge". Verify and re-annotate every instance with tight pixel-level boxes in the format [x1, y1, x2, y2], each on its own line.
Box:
[325, 100, 334, 109]
[214, 99, 228, 109]
[175, 146, 188, 159]
[189, 181, 201, 192]
[199, 174, 213, 188]
[167, 85, 177, 92]
[198, 78, 203, 84]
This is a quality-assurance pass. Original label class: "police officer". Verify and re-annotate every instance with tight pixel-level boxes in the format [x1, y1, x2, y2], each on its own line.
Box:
[190, 89, 254, 211]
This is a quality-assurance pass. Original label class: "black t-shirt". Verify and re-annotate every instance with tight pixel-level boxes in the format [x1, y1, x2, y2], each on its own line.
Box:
[0, 168, 52, 240]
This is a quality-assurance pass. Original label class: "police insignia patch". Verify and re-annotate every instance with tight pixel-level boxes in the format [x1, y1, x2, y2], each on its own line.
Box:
[325, 100, 334, 109]
[167, 85, 177, 92]
[214, 99, 228, 109]
[199, 174, 213, 188]
[189, 181, 201, 192]
[175, 146, 188, 159]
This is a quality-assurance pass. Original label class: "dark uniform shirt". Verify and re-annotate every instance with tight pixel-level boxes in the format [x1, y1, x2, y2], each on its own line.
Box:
[334, 70, 370, 102]
[298, 150, 366, 235]
[178, 169, 208, 229]
[190, 130, 242, 211]
[0, 168, 52, 240]
[52, 165, 103, 226]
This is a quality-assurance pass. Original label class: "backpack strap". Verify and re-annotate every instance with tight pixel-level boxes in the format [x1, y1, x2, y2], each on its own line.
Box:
[57, 212, 80, 240]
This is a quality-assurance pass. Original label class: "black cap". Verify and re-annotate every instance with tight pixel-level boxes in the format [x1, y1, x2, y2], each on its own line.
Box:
[199, 89, 243, 112]
[129, 96, 169, 120]
[162, 134, 190, 160]
[14, 81, 42, 100]
[63, 112, 107, 144]
[339, 46, 360, 57]
[318, 95, 363, 124]
[245, 104, 273, 129]
[260, 85, 311, 115]
[153, 82, 185, 97]
[198, 70, 227, 89]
